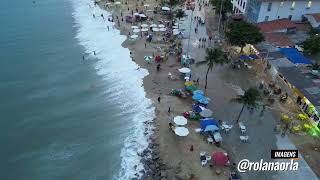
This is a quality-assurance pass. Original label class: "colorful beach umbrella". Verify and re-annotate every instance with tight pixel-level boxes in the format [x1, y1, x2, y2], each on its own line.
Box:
[192, 93, 205, 101]
[193, 90, 204, 95]
[184, 81, 193, 86]
[198, 96, 210, 104]
[186, 85, 197, 92]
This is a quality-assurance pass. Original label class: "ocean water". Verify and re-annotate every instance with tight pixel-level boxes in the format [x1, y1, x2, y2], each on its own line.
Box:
[0, 0, 154, 179]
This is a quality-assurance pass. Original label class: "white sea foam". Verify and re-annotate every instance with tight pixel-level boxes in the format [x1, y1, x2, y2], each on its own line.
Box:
[71, 0, 155, 179]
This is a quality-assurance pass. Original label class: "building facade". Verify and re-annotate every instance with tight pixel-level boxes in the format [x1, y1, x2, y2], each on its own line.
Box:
[232, 0, 247, 14]
[246, 0, 320, 23]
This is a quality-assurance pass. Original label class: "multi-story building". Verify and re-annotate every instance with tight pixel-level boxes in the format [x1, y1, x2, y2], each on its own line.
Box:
[231, 0, 248, 14]
[245, 0, 320, 23]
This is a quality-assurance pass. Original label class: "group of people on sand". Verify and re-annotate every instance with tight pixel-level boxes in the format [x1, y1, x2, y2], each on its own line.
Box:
[199, 37, 207, 48]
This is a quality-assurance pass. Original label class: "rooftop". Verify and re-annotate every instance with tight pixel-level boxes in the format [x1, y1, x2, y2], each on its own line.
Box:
[264, 33, 294, 47]
[306, 13, 320, 23]
[278, 67, 320, 109]
[257, 19, 296, 33]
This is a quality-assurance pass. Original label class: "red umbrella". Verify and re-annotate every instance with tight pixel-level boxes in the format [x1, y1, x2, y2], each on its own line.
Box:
[212, 152, 229, 166]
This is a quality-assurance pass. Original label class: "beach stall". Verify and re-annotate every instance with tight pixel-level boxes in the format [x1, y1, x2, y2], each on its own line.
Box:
[204, 125, 219, 132]
[212, 152, 230, 166]
[173, 116, 188, 126]
[174, 127, 189, 137]
[200, 119, 219, 130]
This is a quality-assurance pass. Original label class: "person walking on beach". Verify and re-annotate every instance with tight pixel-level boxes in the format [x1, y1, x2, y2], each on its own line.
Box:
[107, 26, 109, 31]
[93, 51, 96, 55]
[168, 107, 171, 114]
[93, 14, 95, 18]
[157, 97, 161, 103]
[145, 42, 147, 48]
[157, 64, 161, 72]
[82, 55, 85, 61]
[101, 13, 104, 20]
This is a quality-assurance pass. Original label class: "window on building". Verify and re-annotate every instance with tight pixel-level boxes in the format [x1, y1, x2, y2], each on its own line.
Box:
[243, 2, 246, 9]
[265, 16, 269, 21]
[288, 15, 292, 20]
[267, 2, 272, 11]
[307, 1, 312, 8]
[280, 1, 284, 6]
[291, 1, 296, 9]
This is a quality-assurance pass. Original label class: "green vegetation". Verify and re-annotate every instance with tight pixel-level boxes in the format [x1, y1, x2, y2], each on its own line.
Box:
[225, 21, 264, 52]
[209, 0, 233, 14]
[300, 35, 320, 55]
[196, 47, 228, 89]
[231, 88, 262, 123]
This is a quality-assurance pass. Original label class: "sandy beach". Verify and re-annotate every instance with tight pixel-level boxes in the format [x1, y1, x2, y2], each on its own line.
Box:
[97, 0, 320, 180]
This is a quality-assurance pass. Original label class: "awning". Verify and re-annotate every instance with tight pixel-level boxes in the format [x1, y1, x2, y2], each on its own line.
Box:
[200, 119, 219, 130]
[279, 48, 311, 65]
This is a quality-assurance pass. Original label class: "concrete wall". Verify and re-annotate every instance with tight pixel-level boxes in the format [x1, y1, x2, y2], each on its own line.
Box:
[257, 1, 320, 23]
[232, 0, 247, 13]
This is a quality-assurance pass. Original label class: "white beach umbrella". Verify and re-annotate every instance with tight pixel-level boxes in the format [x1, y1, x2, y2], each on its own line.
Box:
[141, 28, 149, 32]
[178, 67, 191, 73]
[150, 24, 157, 28]
[114, 1, 121, 5]
[161, 6, 170, 11]
[130, 34, 139, 39]
[172, 26, 179, 29]
[131, 26, 139, 29]
[174, 22, 179, 26]
[139, 14, 147, 18]
[133, 29, 141, 33]
[174, 127, 189, 137]
[158, 24, 165, 28]
[141, 24, 149, 28]
[159, 28, 167, 32]
[144, 4, 150, 7]
[133, 12, 139, 16]
[173, 116, 188, 126]
[152, 27, 159, 32]
[200, 109, 213, 118]
[106, 2, 111, 5]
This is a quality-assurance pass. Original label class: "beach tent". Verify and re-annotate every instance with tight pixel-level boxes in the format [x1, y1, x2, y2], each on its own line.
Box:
[204, 125, 219, 132]
[200, 109, 213, 118]
[174, 127, 189, 136]
[239, 55, 250, 61]
[212, 152, 229, 166]
[173, 116, 188, 126]
[144, 56, 153, 63]
[279, 48, 311, 65]
[192, 104, 204, 113]
[193, 90, 204, 95]
[200, 119, 219, 130]
[192, 93, 205, 101]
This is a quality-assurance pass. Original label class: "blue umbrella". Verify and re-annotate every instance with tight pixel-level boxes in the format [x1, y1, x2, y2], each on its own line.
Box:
[198, 96, 209, 104]
[193, 90, 204, 95]
[239, 55, 250, 61]
[192, 93, 204, 101]
[204, 125, 219, 132]
[192, 105, 203, 113]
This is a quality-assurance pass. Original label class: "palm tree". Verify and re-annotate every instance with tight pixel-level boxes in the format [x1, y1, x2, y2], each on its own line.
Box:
[175, 9, 185, 28]
[231, 87, 262, 123]
[196, 47, 228, 89]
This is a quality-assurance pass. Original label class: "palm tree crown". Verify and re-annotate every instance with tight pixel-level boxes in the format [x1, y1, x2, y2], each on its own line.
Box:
[196, 47, 228, 89]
